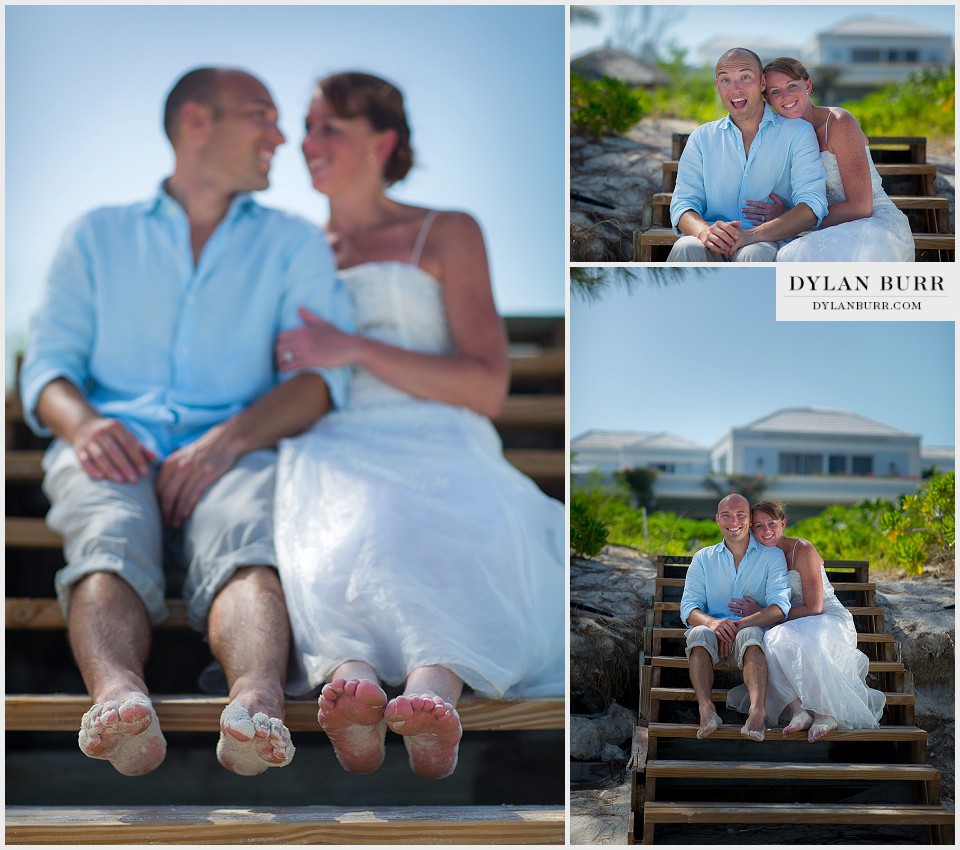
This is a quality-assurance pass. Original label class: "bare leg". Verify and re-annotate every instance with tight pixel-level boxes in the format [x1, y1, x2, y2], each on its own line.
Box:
[740, 645, 767, 742]
[385, 665, 463, 779]
[808, 712, 838, 743]
[209, 566, 295, 776]
[68, 572, 167, 776]
[783, 698, 814, 736]
[317, 660, 388, 774]
[688, 647, 721, 739]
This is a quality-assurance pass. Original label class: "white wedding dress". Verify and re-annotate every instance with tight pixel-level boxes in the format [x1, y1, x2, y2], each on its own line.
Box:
[728, 565, 886, 728]
[777, 115, 914, 261]
[274, 225, 564, 700]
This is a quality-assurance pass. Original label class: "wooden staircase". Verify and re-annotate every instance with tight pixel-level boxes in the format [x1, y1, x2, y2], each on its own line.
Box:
[635, 134, 955, 262]
[629, 554, 954, 845]
[5, 315, 566, 845]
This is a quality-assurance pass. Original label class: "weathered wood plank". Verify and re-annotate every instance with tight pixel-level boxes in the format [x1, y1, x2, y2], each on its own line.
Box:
[647, 759, 938, 781]
[649, 686, 913, 705]
[647, 722, 926, 742]
[643, 801, 953, 826]
[4, 694, 565, 732]
[4, 804, 566, 845]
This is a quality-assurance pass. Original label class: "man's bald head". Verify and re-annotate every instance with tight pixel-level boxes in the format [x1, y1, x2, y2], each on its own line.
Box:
[715, 48, 763, 77]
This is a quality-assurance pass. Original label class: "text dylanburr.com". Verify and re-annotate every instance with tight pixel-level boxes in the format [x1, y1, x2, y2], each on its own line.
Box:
[776, 265, 957, 322]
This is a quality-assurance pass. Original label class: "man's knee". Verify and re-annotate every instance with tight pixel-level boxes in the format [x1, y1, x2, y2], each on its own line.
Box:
[668, 236, 710, 262]
[685, 625, 720, 664]
[735, 242, 778, 262]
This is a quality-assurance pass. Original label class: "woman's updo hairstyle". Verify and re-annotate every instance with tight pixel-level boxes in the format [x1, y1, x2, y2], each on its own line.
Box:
[316, 71, 414, 186]
[762, 56, 810, 83]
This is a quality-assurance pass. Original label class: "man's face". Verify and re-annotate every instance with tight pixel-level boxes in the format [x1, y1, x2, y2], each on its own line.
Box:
[204, 72, 285, 193]
[715, 55, 765, 123]
[716, 497, 751, 547]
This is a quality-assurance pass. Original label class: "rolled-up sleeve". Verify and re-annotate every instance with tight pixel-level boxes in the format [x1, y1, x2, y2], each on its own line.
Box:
[680, 551, 708, 626]
[763, 550, 792, 621]
[19, 217, 96, 436]
[789, 123, 828, 226]
[280, 229, 354, 411]
[670, 131, 707, 233]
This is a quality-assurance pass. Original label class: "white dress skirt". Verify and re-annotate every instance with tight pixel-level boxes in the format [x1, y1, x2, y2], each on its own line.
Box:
[274, 261, 565, 700]
[728, 567, 886, 728]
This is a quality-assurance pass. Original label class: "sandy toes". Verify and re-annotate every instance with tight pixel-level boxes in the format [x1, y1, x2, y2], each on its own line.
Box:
[385, 693, 462, 779]
[784, 709, 814, 736]
[808, 714, 839, 743]
[78, 695, 167, 776]
[318, 678, 388, 774]
[740, 708, 766, 742]
[696, 709, 722, 739]
[216, 701, 295, 776]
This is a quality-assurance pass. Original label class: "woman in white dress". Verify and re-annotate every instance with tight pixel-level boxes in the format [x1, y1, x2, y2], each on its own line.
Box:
[727, 500, 885, 741]
[741, 57, 914, 261]
[272, 72, 564, 780]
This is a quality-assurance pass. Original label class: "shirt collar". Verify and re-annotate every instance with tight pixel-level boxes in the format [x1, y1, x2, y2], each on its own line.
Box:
[719, 102, 780, 132]
[145, 180, 258, 222]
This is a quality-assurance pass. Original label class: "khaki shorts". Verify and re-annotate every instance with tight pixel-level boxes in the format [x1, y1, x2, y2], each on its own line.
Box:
[43, 441, 277, 632]
[685, 624, 765, 669]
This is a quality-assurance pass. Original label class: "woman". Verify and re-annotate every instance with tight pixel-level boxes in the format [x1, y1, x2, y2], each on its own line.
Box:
[742, 57, 914, 262]
[727, 500, 885, 742]
[272, 72, 564, 780]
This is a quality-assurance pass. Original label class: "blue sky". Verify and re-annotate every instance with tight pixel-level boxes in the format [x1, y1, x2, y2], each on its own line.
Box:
[571, 3, 955, 60]
[570, 268, 956, 448]
[4, 4, 565, 381]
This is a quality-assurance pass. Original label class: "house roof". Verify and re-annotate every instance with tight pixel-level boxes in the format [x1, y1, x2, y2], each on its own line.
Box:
[570, 46, 669, 86]
[736, 407, 916, 438]
[819, 16, 948, 39]
[920, 445, 955, 461]
[571, 429, 707, 453]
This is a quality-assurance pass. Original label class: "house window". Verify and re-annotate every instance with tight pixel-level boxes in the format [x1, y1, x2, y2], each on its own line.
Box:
[904, 50, 919, 62]
[852, 49, 881, 62]
[852, 455, 873, 475]
[779, 453, 823, 475]
[650, 463, 676, 473]
[828, 455, 847, 474]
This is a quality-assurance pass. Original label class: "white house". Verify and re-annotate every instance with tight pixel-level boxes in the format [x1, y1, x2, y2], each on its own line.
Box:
[808, 16, 953, 100]
[572, 407, 952, 519]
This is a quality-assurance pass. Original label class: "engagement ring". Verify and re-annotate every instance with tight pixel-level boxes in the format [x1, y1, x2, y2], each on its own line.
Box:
[283, 350, 294, 363]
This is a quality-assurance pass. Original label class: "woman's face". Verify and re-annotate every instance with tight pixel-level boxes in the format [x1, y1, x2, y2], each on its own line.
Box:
[301, 92, 382, 194]
[752, 510, 786, 547]
[764, 70, 812, 119]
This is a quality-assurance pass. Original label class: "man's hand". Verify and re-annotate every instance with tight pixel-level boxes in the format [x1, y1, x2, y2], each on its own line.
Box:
[710, 617, 739, 660]
[73, 416, 155, 483]
[697, 220, 743, 257]
[156, 431, 240, 529]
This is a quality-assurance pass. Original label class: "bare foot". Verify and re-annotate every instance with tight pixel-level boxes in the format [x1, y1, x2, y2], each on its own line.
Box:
[696, 708, 722, 739]
[808, 713, 838, 743]
[318, 678, 388, 774]
[385, 693, 462, 779]
[216, 700, 295, 776]
[784, 708, 814, 736]
[740, 708, 766, 742]
[78, 695, 167, 776]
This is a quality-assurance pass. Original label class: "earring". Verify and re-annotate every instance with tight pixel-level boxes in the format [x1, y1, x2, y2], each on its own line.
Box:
[367, 153, 377, 164]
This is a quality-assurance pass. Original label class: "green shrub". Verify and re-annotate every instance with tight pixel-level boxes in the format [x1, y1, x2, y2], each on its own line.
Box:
[843, 66, 955, 138]
[880, 471, 955, 574]
[570, 495, 609, 558]
[570, 71, 644, 136]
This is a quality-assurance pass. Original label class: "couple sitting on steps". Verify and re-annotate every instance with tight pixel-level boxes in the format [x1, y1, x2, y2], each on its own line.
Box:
[681, 494, 886, 742]
[20, 66, 564, 781]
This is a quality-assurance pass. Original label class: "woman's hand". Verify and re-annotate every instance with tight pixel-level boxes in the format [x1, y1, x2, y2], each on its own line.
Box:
[276, 306, 364, 371]
[741, 193, 787, 224]
[728, 595, 762, 617]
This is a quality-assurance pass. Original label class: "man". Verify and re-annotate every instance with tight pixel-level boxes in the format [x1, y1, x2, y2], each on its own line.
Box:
[20, 67, 353, 777]
[679, 493, 790, 741]
[668, 48, 827, 262]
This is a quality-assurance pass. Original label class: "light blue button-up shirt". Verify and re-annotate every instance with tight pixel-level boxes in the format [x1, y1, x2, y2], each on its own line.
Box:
[670, 104, 827, 233]
[680, 534, 791, 626]
[21, 184, 354, 459]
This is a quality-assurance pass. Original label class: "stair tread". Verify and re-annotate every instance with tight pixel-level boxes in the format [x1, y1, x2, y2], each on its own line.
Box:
[649, 686, 913, 704]
[646, 758, 939, 778]
[643, 800, 954, 824]
[647, 722, 926, 741]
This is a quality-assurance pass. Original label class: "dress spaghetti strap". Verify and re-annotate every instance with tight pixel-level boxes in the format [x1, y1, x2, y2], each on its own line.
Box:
[822, 111, 830, 147]
[410, 210, 439, 266]
[789, 538, 803, 568]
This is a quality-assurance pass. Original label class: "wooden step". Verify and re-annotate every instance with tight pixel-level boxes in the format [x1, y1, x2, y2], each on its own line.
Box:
[642, 800, 953, 826]
[650, 655, 903, 674]
[656, 556, 870, 583]
[4, 804, 566, 845]
[5, 517, 60, 548]
[507, 347, 565, 382]
[650, 627, 892, 646]
[5, 693, 564, 733]
[493, 395, 564, 428]
[647, 758, 937, 783]
[653, 601, 884, 619]
[647, 722, 925, 743]
[654, 577, 876, 593]
[649, 686, 912, 706]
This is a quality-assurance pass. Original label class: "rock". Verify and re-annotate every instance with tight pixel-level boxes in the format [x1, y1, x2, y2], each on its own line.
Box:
[570, 702, 638, 761]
